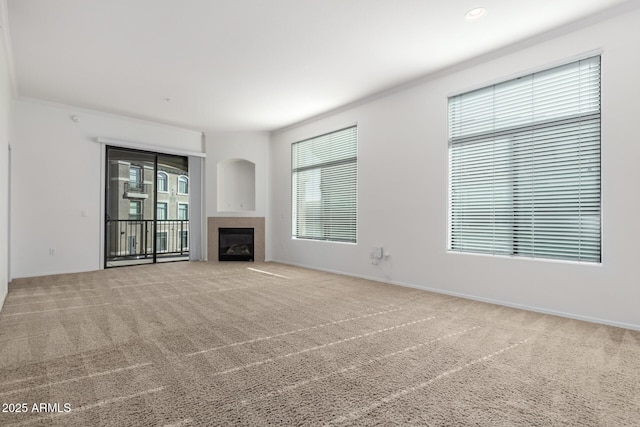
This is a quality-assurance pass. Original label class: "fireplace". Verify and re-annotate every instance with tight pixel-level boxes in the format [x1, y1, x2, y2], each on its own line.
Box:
[208, 217, 264, 263]
[218, 228, 254, 261]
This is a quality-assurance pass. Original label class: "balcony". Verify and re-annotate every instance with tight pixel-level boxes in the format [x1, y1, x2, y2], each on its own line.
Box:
[124, 181, 150, 199]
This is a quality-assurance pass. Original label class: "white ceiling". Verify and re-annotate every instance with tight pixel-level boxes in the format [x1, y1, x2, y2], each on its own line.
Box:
[3, 0, 636, 132]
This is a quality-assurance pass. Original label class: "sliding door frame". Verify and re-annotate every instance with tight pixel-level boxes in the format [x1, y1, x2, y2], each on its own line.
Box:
[104, 145, 194, 268]
[98, 138, 205, 269]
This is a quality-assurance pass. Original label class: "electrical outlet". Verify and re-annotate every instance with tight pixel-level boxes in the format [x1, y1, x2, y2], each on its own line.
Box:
[49, 248, 56, 256]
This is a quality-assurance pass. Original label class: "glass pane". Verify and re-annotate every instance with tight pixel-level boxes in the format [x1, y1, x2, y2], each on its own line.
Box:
[157, 172, 168, 192]
[105, 147, 156, 267]
[106, 148, 190, 267]
[157, 202, 167, 220]
[156, 154, 189, 263]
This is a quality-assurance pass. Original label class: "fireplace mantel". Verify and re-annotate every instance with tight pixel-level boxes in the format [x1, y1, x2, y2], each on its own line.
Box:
[208, 217, 265, 262]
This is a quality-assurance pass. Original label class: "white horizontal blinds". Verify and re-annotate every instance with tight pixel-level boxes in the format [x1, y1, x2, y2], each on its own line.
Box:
[292, 126, 358, 243]
[449, 56, 601, 262]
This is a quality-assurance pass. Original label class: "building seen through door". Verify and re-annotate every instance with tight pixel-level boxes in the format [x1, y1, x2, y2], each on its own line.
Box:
[105, 147, 189, 267]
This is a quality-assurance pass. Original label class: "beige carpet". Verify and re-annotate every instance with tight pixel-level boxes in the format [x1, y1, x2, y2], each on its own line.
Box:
[0, 262, 638, 426]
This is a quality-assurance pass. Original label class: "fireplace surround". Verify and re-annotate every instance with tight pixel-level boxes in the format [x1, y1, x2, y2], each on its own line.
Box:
[208, 217, 265, 263]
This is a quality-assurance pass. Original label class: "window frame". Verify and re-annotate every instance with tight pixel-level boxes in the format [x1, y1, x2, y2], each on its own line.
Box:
[129, 200, 142, 220]
[129, 165, 143, 192]
[157, 172, 168, 193]
[178, 175, 189, 195]
[447, 56, 601, 263]
[156, 202, 167, 220]
[291, 125, 358, 244]
[178, 203, 189, 220]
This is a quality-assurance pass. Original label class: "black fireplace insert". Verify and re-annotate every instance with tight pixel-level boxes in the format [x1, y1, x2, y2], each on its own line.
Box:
[219, 228, 254, 261]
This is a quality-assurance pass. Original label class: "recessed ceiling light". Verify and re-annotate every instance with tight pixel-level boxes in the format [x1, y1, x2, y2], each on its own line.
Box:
[465, 7, 488, 22]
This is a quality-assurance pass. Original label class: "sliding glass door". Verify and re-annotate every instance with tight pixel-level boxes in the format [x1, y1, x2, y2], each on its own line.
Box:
[105, 146, 189, 267]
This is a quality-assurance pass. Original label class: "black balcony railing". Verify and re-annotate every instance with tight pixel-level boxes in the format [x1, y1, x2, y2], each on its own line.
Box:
[106, 219, 189, 261]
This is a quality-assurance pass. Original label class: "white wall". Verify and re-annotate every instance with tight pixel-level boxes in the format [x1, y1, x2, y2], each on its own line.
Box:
[0, 18, 12, 309]
[270, 8, 640, 329]
[205, 131, 269, 219]
[11, 99, 202, 278]
[217, 159, 256, 212]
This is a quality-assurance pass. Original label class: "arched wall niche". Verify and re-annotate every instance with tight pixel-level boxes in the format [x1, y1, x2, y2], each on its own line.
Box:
[217, 158, 256, 212]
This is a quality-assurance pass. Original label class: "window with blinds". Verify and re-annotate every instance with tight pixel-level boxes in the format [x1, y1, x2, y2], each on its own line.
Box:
[448, 56, 601, 263]
[292, 126, 358, 243]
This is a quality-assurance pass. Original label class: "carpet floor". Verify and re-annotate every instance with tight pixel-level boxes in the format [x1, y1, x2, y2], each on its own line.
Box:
[0, 261, 638, 426]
